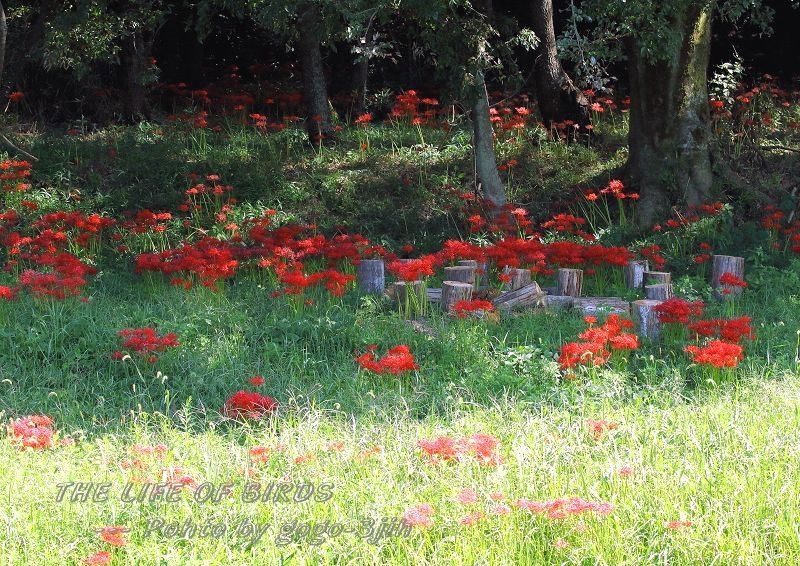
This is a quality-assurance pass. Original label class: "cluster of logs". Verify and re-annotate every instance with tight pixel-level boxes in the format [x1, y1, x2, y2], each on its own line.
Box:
[355, 253, 746, 340]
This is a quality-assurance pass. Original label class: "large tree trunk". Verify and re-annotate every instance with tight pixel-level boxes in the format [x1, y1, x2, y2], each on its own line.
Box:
[530, 0, 589, 126]
[120, 29, 151, 122]
[472, 70, 506, 210]
[297, 4, 334, 144]
[628, 4, 713, 228]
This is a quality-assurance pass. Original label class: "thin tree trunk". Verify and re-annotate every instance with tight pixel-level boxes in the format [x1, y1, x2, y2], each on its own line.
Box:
[530, 0, 589, 126]
[472, 70, 506, 209]
[297, 4, 334, 143]
[352, 16, 375, 116]
[628, 4, 713, 228]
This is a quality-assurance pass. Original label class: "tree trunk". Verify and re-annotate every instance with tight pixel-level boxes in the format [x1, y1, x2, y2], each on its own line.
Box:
[0, 0, 6, 87]
[627, 4, 713, 228]
[530, 0, 589, 126]
[297, 4, 334, 144]
[472, 70, 506, 209]
[120, 29, 150, 122]
[352, 16, 375, 116]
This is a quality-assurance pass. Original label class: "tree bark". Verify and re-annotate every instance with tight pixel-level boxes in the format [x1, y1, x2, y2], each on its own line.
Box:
[627, 4, 713, 228]
[530, 0, 589, 126]
[472, 70, 506, 209]
[297, 4, 334, 143]
[120, 29, 151, 122]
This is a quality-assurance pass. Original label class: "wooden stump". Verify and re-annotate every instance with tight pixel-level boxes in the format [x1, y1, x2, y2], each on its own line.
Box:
[443, 266, 475, 287]
[574, 297, 630, 317]
[544, 295, 575, 310]
[632, 299, 662, 340]
[556, 268, 583, 297]
[357, 259, 385, 294]
[624, 260, 649, 289]
[426, 288, 442, 304]
[502, 266, 532, 291]
[492, 282, 545, 311]
[458, 260, 488, 289]
[645, 283, 673, 301]
[711, 255, 745, 299]
[643, 271, 671, 286]
[441, 281, 473, 313]
[393, 281, 425, 304]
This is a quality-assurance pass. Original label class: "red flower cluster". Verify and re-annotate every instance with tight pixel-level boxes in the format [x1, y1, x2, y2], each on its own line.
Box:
[222, 390, 279, 419]
[688, 316, 754, 343]
[452, 299, 494, 318]
[135, 237, 239, 290]
[685, 340, 744, 368]
[17, 253, 97, 299]
[653, 298, 705, 325]
[719, 272, 748, 289]
[586, 418, 619, 441]
[387, 256, 436, 282]
[514, 496, 613, 519]
[356, 345, 418, 375]
[0, 159, 32, 193]
[6, 415, 56, 450]
[116, 327, 179, 362]
[417, 433, 502, 466]
[558, 314, 638, 369]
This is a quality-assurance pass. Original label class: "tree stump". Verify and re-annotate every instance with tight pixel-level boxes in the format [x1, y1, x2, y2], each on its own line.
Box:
[441, 281, 473, 313]
[711, 255, 745, 299]
[574, 297, 630, 316]
[458, 260, 488, 289]
[632, 299, 662, 340]
[502, 266, 532, 291]
[624, 260, 649, 289]
[492, 282, 545, 311]
[643, 271, 671, 286]
[556, 268, 583, 297]
[393, 281, 426, 304]
[357, 259, 385, 294]
[426, 288, 442, 304]
[645, 283, 673, 301]
[443, 266, 476, 287]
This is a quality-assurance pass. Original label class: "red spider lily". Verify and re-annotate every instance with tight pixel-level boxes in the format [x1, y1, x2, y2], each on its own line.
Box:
[17, 253, 97, 299]
[452, 299, 494, 318]
[402, 503, 435, 528]
[0, 159, 32, 193]
[6, 415, 57, 450]
[515, 496, 613, 519]
[354, 113, 373, 124]
[558, 314, 637, 370]
[222, 390, 279, 419]
[7, 91, 24, 103]
[653, 298, 705, 325]
[135, 237, 239, 290]
[248, 375, 265, 386]
[356, 345, 418, 375]
[719, 272, 747, 288]
[117, 328, 179, 362]
[0, 285, 18, 300]
[688, 316, 754, 343]
[685, 340, 744, 368]
[82, 551, 112, 565]
[98, 525, 129, 547]
[586, 418, 618, 440]
[387, 256, 436, 282]
[417, 433, 502, 466]
[639, 245, 666, 269]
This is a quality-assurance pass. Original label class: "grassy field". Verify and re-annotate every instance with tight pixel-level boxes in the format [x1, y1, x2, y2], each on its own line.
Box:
[2, 92, 800, 564]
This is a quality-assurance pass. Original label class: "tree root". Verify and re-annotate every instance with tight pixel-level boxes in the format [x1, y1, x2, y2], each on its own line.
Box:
[1, 131, 38, 162]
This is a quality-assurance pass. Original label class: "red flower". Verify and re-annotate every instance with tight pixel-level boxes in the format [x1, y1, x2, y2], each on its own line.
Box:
[98, 525, 129, 547]
[452, 299, 494, 318]
[82, 551, 112, 565]
[8, 91, 24, 103]
[719, 272, 747, 288]
[222, 390, 278, 419]
[357, 345, 418, 374]
[248, 375, 265, 386]
[117, 327, 179, 362]
[6, 415, 56, 450]
[653, 298, 704, 325]
[586, 419, 618, 441]
[402, 503, 435, 528]
[685, 340, 744, 368]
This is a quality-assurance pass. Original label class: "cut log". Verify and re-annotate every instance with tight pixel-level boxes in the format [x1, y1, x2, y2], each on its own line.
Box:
[426, 288, 442, 304]
[492, 282, 545, 311]
[711, 255, 745, 299]
[556, 268, 583, 297]
[443, 266, 475, 287]
[458, 260, 488, 289]
[502, 266, 532, 291]
[542, 286, 557, 295]
[645, 283, 673, 301]
[357, 259, 385, 294]
[624, 260, 649, 289]
[643, 271, 671, 286]
[393, 281, 426, 304]
[632, 299, 662, 340]
[544, 295, 575, 309]
[441, 281, 473, 313]
[574, 297, 630, 316]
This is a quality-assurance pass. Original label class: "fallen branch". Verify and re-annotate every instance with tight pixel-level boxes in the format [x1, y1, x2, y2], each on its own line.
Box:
[0, 132, 37, 161]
